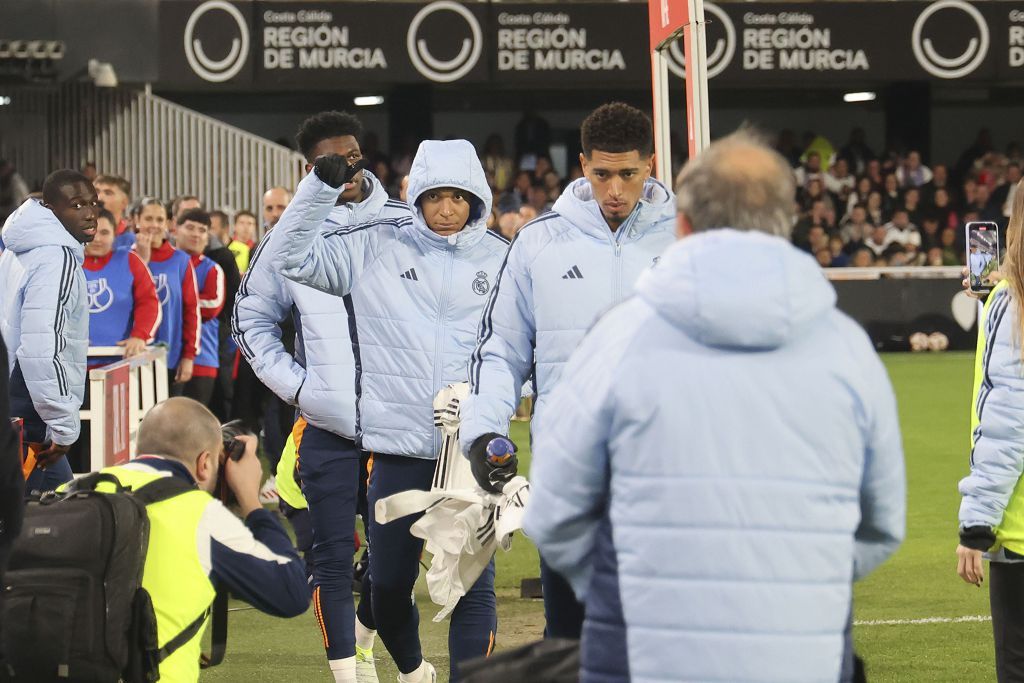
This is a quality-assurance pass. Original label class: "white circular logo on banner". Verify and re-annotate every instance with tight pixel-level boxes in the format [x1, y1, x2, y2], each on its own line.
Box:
[184, 0, 249, 83]
[407, 1, 482, 83]
[912, 0, 989, 79]
[666, 2, 735, 80]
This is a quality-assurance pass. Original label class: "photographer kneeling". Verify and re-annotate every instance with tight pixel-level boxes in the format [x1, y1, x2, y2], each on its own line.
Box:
[105, 397, 310, 681]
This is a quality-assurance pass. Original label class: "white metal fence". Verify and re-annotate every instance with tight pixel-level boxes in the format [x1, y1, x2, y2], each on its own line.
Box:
[0, 83, 304, 215]
[81, 346, 169, 472]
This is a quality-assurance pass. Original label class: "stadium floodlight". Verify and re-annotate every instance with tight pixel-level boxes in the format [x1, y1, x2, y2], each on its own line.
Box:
[87, 60, 118, 88]
[353, 95, 384, 107]
[843, 91, 876, 103]
[0, 96, 11, 106]
[648, 0, 710, 182]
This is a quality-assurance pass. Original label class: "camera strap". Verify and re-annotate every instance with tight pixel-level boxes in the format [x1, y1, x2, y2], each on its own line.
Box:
[200, 584, 229, 668]
[151, 582, 227, 668]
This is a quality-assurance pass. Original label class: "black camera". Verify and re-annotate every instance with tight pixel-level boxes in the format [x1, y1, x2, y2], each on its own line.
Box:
[216, 420, 254, 505]
[221, 420, 250, 462]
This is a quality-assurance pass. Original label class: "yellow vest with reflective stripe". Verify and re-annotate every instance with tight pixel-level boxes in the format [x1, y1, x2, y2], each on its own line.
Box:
[99, 465, 216, 683]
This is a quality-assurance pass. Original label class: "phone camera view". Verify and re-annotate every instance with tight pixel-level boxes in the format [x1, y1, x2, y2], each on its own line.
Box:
[967, 223, 999, 292]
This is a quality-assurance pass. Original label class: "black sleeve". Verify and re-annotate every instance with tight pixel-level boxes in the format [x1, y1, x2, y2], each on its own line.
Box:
[0, 336, 25, 559]
[211, 248, 242, 325]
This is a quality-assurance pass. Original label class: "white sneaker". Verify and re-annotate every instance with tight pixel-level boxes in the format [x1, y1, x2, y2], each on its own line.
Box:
[397, 660, 436, 683]
[258, 476, 279, 505]
[355, 645, 379, 683]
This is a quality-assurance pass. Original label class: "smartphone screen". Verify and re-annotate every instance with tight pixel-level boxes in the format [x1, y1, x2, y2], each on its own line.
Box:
[966, 221, 1000, 293]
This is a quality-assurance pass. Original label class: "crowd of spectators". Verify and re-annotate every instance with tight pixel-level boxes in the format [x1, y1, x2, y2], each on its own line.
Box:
[338, 123, 1022, 270]
[781, 128, 1020, 269]
[3, 123, 1020, 273]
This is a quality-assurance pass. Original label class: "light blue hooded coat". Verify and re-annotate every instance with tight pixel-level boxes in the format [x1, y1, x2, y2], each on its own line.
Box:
[275, 140, 510, 458]
[0, 199, 88, 445]
[460, 176, 676, 451]
[232, 170, 409, 439]
[524, 230, 906, 683]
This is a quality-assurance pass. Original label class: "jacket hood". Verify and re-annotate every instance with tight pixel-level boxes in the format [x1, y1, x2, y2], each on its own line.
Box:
[552, 176, 675, 242]
[636, 229, 836, 350]
[406, 139, 491, 249]
[1, 199, 85, 259]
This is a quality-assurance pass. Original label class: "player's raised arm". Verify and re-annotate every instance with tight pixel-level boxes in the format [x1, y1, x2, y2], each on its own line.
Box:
[274, 157, 365, 297]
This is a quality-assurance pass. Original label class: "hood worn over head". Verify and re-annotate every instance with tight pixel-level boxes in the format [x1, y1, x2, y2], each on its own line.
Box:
[552, 176, 675, 244]
[1, 198, 84, 259]
[406, 139, 492, 250]
[636, 229, 836, 350]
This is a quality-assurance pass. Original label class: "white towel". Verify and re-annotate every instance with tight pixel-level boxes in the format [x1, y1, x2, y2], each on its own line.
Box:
[375, 382, 530, 621]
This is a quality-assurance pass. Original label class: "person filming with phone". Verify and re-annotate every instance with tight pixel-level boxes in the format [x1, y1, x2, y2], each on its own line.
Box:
[97, 397, 310, 682]
[958, 180, 1024, 682]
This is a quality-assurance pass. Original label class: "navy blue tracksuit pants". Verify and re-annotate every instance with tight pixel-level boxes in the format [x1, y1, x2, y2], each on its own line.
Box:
[367, 452, 497, 679]
[9, 361, 73, 496]
[297, 421, 360, 660]
[541, 556, 585, 639]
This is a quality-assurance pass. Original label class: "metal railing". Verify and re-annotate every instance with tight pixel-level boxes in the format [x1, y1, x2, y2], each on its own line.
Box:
[0, 83, 305, 216]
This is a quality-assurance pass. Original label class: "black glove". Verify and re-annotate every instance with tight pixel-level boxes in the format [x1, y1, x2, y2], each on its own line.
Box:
[312, 155, 367, 189]
[469, 433, 518, 494]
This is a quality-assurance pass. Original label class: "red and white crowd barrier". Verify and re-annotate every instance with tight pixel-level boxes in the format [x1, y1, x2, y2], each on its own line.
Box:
[81, 347, 169, 471]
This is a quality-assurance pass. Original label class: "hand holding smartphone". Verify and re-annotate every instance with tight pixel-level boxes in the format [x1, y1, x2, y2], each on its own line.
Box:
[966, 221, 1000, 294]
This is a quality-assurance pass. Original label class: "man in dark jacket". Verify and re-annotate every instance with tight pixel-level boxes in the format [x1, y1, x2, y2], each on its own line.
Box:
[204, 210, 242, 422]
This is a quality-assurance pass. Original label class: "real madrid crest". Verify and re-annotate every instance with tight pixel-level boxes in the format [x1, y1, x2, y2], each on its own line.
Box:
[472, 271, 489, 296]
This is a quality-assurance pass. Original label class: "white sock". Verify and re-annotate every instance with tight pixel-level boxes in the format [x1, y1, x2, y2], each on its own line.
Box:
[329, 656, 356, 683]
[355, 618, 376, 651]
[398, 660, 427, 683]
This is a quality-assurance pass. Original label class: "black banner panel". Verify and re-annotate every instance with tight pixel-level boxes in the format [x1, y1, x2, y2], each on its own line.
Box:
[833, 278, 976, 351]
[152, 0, 1024, 89]
[490, 5, 650, 85]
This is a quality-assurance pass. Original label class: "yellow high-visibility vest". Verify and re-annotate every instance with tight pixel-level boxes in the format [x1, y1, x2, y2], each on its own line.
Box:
[97, 466, 216, 683]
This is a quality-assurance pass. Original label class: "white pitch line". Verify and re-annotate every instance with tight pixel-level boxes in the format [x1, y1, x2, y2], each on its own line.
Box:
[855, 615, 991, 626]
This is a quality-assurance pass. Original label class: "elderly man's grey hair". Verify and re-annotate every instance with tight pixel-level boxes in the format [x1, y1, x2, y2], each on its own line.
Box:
[674, 129, 797, 238]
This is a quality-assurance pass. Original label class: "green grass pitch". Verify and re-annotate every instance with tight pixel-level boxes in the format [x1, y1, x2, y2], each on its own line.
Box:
[203, 352, 992, 682]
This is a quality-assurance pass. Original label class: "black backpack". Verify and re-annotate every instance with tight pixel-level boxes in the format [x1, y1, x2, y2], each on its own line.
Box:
[459, 638, 581, 683]
[0, 472, 211, 682]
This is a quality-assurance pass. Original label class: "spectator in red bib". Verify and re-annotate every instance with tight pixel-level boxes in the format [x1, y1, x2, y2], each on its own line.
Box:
[175, 208, 226, 408]
[83, 209, 161, 368]
[133, 197, 200, 391]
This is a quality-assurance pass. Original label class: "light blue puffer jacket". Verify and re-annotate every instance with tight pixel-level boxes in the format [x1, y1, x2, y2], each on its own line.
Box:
[0, 199, 88, 445]
[959, 285, 1024, 544]
[524, 230, 906, 683]
[275, 140, 510, 458]
[232, 171, 409, 439]
[460, 176, 675, 451]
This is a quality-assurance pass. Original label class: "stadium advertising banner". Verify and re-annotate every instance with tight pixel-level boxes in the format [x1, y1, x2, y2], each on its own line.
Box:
[489, 4, 650, 85]
[682, 1, 1023, 84]
[159, 0, 488, 87]
[256, 1, 489, 85]
[156, 0, 1024, 88]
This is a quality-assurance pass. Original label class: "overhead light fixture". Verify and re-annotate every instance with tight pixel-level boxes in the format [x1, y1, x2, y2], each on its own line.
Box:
[353, 95, 384, 107]
[843, 91, 876, 103]
[0, 96, 11, 106]
[87, 59, 118, 88]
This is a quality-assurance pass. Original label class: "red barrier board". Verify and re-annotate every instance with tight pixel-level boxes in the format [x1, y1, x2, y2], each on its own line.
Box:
[104, 364, 131, 465]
